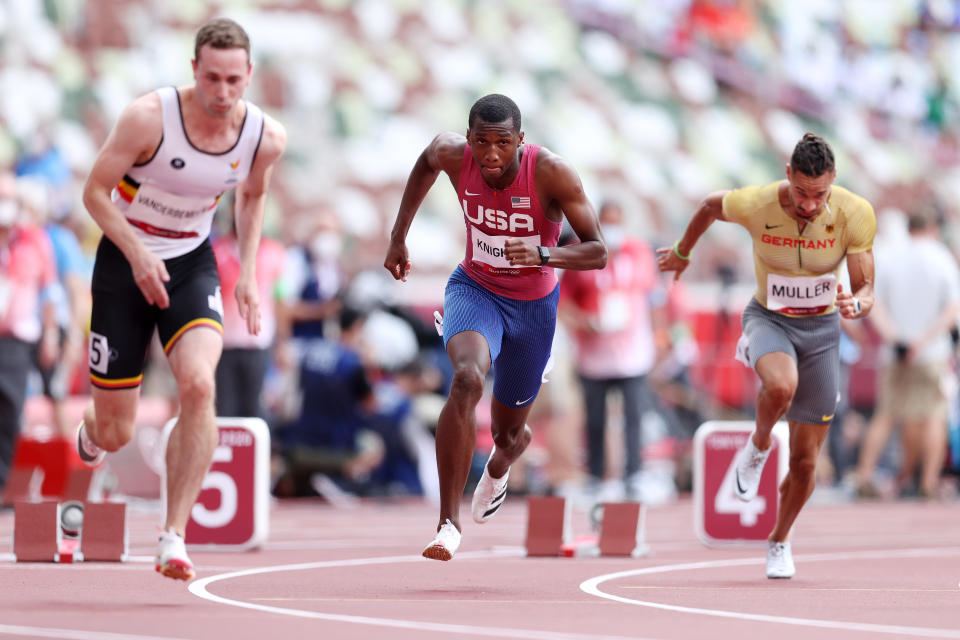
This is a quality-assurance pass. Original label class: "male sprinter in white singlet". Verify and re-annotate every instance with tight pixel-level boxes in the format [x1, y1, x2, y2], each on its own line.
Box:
[385, 94, 606, 560]
[657, 133, 876, 579]
[78, 18, 286, 580]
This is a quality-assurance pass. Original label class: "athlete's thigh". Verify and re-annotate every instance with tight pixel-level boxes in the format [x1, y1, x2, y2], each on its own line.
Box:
[167, 325, 223, 385]
[442, 270, 504, 364]
[493, 285, 559, 408]
[742, 300, 797, 367]
[789, 316, 841, 425]
[88, 238, 156, 390]
[156, 244, 224, 361]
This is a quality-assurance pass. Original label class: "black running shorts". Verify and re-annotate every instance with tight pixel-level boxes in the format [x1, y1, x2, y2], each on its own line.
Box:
[88, 237, 223, 389]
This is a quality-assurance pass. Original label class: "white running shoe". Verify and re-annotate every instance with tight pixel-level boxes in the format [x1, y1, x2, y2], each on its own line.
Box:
[76, 421, 106, 467]
[422, 519, 461, 561]
[471, 448, 510, 523]
[733, 437, 771, 502]
[766, 541, 795, 579]
[155, 528, 196, 581]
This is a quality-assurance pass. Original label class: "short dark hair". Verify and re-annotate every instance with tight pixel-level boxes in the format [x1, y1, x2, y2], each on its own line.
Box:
[468, 94, 521, 132]
[195, 18, 250, 63]
[790, 133, 835, 177]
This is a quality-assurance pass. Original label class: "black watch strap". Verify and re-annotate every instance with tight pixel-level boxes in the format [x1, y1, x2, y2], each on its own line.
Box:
[537, 245, 550, 266]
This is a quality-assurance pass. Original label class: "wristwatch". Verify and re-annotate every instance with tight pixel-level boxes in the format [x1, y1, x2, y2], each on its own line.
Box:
[537, 245, 550, 266]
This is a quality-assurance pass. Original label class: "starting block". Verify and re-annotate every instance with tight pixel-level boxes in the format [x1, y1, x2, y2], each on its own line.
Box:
[524, 496, 571, 556]
[78, 502, 127, 562]
[13, 501, 62, 562]
[11, 499, 127, 563]
[596, 502, 649, 557]
[524, 497, 650, 558]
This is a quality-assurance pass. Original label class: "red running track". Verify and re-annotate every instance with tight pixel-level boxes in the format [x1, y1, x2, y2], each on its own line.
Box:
[1, 496, 958, 640]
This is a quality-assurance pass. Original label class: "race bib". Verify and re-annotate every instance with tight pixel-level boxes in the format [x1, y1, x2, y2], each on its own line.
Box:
[766, 273, 836, 315]
[470, 227, 540, 274]
[125, 182, 218, 257]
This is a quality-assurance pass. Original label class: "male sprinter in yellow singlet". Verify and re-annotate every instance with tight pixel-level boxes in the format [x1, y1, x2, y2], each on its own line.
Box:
[78, 18, 286, 580]
[657, 133, 876, 578]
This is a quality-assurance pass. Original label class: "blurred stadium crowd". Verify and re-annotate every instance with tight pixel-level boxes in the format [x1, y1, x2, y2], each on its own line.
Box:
[2, 0, 960, 503]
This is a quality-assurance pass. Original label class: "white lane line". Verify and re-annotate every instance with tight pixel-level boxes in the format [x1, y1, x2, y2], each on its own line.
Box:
[189, 549, 661, 640]
[580, 546, 960, 639]
[0, 624, 189, 640]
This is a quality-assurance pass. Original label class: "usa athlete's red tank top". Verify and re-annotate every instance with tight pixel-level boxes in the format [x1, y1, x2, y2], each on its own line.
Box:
[457, 144, 561, 300]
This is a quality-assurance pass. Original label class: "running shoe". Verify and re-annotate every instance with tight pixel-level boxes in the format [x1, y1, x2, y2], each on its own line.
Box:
[155, 528, 196, 581]
[76, 421, 106, 467]
[733, 437, 770, 502]
[422, 519, 461, 561]
[471, 448, 510, 523]
[766, 541, 795, 579]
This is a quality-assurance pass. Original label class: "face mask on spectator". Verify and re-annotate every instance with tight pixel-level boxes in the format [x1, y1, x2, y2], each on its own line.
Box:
[603, 224, 624, 251]
[310, 231, 341, 260]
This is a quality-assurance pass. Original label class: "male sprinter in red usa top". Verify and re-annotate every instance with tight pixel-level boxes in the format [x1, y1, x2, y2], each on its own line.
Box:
[78, 18, 285, 580]
[657, 133, 876, 579]
[385, 94, 606, 560]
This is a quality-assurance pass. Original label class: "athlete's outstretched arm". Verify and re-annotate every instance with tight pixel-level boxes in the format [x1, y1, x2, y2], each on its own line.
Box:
[839, 249, 875, 320]
[82, 94, 171, 308]
[655, 190, 729, 281]
[505, 149, 606, 270]
[233, 114, 287, 336]
[385, 132, 464, 282]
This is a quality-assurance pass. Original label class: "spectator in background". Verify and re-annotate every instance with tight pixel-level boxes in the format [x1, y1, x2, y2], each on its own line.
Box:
[273, 306, 384, 497]
[854, 207, 960, 499]
[279, 208, 344, 346]
[559, 200, 668, 501]
[17, 176, 90, 435]
[213, 216, 286, 419]
[0, 171, 59, 490]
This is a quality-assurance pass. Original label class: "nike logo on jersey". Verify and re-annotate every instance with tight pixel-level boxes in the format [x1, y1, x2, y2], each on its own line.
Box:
[822, 413, 835, 422]
[765, 224, 781, 230]
[465, 190, 479, 196]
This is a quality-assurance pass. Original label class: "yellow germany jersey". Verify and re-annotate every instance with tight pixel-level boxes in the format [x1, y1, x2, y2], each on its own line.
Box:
[722, 181, 876, 317]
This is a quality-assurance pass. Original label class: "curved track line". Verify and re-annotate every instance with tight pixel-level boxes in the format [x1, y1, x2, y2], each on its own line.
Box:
[189, 549, 659, 640]
[579, 546, 960, 639]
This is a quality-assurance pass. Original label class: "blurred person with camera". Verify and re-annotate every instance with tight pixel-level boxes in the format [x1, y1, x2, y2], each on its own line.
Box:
[76, 18, 286, 580]
[657, 133, 876, 579]
[384, 94, 606, 560]
[854, 207, 960, 500]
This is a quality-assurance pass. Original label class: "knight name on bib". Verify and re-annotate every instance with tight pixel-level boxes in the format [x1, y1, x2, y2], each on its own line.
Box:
[470, 226, 540, 275]
[766, 273, 836, 315]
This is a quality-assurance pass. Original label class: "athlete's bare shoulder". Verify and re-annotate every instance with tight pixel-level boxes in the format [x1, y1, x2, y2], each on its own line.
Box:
[257, 113, 287, 166]
[532, 145, 582, 197]
[101, 91, 163, 165]
[426, 131, 467, 173]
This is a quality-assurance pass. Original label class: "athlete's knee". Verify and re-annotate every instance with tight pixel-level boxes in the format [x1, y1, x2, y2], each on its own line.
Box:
[492, 423, 531, 454]
[448, 362, 485, 402]
[788, 452, 817, 482]
[761, 377, 796, 408]
[177, 369, 216, 408]
[91, 415, 135, 452]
